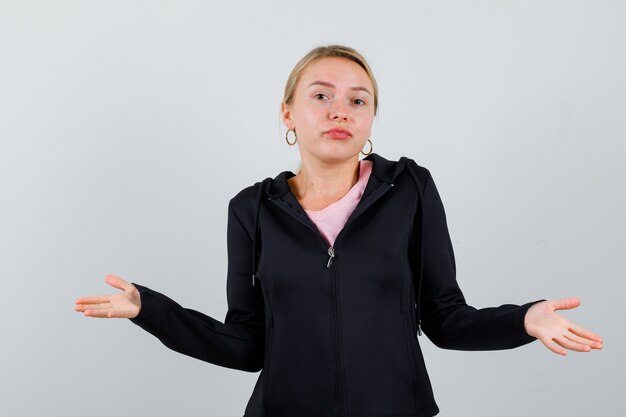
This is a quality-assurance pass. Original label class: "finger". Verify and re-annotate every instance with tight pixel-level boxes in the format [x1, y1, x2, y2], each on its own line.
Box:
[76, 303, 111, 312]
[554, 336, 590, 353]
[553, 297, 581, 311]
[75, 295, 112, 305]
[74, 304, 103, 311]
[564, 334, 599, 351]
[84, 308, 114, 318]
[569, 324, 603, 344]
[542, 338, 567, 356]
[105, 274, 132, 293]
[564, 331, 598, 346]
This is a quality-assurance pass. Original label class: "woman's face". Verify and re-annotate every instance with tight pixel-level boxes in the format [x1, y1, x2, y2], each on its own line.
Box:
[282, 57, 376, 165]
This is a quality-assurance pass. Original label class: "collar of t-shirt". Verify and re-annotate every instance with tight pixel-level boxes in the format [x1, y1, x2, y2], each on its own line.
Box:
[304, 159, 373, 247]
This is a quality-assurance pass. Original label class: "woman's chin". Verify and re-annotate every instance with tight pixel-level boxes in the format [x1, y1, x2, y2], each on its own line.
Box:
[314, 149, 362, 164]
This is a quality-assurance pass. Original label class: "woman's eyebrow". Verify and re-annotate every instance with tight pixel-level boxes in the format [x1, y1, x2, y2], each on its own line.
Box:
[307, 81, 371, 96]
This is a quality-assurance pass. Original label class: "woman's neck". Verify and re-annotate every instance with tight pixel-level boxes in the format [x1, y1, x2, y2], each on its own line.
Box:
[288, 157, 360, 211]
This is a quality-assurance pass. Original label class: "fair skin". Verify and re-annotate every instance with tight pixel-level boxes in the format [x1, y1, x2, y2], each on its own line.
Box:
[281, 57, 374, 210]
[75, 56, 603, 356]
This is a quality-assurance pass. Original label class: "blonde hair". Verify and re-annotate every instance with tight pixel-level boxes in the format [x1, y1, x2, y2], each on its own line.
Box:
[283, 44, 379, 116]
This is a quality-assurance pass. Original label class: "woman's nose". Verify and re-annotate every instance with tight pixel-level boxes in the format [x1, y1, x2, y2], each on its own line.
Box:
[329, 102, 350, 121]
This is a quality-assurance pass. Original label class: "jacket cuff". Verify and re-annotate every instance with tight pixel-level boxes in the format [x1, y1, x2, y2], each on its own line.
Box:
[129, 283, 159, 325]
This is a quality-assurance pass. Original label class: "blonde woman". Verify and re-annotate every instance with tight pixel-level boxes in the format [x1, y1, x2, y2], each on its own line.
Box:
[75, 44, 603, 417]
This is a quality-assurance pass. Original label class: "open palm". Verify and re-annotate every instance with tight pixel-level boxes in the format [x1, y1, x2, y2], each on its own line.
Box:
[75, 274, 141, 318]
[524, 297, 603, 355]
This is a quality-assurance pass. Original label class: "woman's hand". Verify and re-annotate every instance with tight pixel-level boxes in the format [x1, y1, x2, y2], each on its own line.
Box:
[75, 274, 141, 319]
[524, 297, 603, 355]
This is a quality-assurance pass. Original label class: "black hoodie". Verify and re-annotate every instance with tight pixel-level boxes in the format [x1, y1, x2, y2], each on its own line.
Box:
[130, 153, 543, 417]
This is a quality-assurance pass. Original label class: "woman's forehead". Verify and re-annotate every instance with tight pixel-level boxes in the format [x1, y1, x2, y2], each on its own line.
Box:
[299, 57, 372, 88]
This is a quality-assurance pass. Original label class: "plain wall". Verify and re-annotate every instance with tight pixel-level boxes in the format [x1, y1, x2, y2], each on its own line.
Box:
[1, 1, 624, 415]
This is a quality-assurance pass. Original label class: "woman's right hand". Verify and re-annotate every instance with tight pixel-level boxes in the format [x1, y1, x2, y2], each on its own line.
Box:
[75, 274, 141, 319]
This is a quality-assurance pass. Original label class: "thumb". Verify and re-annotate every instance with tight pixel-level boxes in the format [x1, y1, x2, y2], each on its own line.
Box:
[105, 274, 132, 293]
[553, 297, 581, 311]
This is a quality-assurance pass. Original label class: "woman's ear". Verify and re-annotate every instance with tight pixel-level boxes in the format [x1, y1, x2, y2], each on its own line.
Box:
[281, 101, 293, 129]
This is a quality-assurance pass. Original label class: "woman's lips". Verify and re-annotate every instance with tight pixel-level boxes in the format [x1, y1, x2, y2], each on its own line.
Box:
[324, 128, 352, 139]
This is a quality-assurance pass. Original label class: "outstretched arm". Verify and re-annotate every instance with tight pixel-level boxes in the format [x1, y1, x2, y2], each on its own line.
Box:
[74, 196, 266, 372]
[413, 166, 603, 354]
[524, 297, 603, 355]
[415, 168, 543, 350]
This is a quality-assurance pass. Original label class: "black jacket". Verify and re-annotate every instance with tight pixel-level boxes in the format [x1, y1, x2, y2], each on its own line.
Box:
[130, 153, 543, 417]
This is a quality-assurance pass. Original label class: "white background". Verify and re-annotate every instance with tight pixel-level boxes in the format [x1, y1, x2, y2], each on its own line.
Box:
[1, 1, 624, 415]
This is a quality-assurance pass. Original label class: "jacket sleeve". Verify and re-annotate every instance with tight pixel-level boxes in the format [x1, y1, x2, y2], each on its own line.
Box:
[418, 169, 545, 350]
[128, 198, 265, 372]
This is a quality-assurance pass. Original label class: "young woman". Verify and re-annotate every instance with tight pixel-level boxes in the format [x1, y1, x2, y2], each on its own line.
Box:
[75, 45, 603, 417]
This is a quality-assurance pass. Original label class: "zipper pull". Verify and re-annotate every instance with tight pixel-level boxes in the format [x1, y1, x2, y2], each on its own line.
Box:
[252, 274, 255, 286]
[326, 246, 335, 268]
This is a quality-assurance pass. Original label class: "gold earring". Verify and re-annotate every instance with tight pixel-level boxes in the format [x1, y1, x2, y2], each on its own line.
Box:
[285, 128, 297, 146]
[361, 138, 373, 156]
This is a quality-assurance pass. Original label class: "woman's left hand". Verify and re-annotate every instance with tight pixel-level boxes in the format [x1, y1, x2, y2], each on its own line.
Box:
[524, 297, 603, 356]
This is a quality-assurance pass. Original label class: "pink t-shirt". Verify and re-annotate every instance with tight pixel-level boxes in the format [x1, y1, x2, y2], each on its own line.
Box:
[304, 159, 373, 247]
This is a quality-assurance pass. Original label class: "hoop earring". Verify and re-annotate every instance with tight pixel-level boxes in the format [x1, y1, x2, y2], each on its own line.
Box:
[285, 128, 297, 146]
[361, 138, 373, 156]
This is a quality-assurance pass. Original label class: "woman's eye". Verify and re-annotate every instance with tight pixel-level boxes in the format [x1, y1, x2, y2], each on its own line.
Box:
[354, 98, 366, 105]
[314, 93, 327, 100]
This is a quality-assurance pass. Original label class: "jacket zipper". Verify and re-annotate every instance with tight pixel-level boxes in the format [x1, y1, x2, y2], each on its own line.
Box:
[268, 199, 347, 415]
[328, 256, 346, 417]
[269, 181, 395, 417]
[326, 246, 335, 268]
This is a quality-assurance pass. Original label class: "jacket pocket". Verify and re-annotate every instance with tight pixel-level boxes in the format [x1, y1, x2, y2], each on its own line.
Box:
[262, 314, 275, 407]
[397, 297, 439, 417]
[399, 297, 419, 411]
[346, 296, 420, 416]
